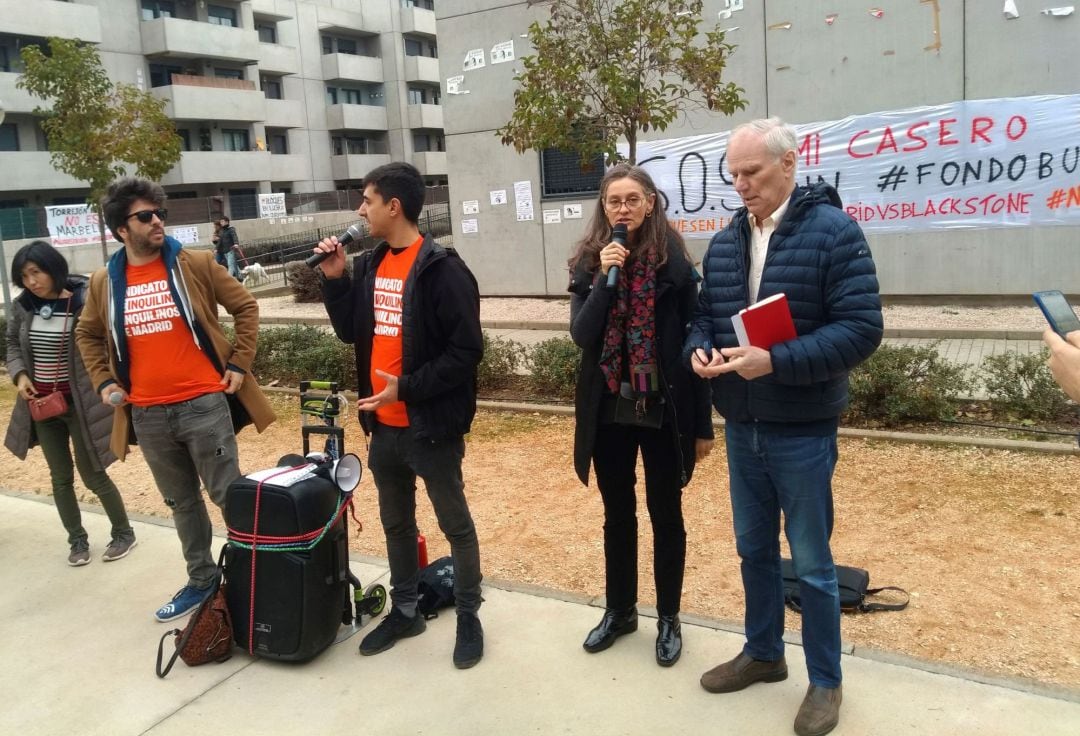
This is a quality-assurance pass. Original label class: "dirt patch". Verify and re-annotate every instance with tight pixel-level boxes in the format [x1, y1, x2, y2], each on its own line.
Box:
[2, 388, 1077, 690]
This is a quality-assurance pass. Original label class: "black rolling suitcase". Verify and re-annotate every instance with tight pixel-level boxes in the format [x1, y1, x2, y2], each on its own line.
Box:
[223, 470, 352, 662]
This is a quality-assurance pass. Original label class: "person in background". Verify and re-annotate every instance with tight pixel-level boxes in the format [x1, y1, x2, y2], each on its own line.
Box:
[215, 216, 243, 280]
[5, 240, 136, 566]
[686, 118, 882, 736]
[1043, 328, 1080, 401]
[312, 162, 486, 669]
[76, 177, 276, 623]
[568, 163, 714, 667]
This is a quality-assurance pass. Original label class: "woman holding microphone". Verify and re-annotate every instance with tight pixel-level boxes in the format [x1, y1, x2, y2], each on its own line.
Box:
[568, 164, 714, 667]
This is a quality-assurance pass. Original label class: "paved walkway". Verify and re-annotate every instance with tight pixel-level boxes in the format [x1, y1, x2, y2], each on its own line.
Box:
[2, 490, 1077, 735]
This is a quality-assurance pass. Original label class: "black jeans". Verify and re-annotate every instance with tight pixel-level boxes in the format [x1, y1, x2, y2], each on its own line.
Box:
[592, 421, 690, 616]
[368, 423, 482, 617]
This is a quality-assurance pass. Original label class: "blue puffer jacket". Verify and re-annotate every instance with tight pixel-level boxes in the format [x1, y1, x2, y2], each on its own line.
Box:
[685, 183, 883, 424]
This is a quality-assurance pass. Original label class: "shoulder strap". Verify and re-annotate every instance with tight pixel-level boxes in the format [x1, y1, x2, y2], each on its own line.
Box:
[155, 547, 228, 678]
[858, 586, 910, 612]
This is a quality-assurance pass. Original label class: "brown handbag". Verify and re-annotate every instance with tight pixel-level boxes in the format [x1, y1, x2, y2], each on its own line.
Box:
[156, 549, 234, 677]
[27, 296, 72, 422]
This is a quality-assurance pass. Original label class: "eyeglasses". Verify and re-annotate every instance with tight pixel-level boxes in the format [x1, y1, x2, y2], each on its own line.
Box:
[603, 196, 646, 212]
[125, 208, 168, 224]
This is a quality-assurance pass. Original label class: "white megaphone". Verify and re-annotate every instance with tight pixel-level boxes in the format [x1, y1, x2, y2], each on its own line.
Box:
[330, 452, 363, 492]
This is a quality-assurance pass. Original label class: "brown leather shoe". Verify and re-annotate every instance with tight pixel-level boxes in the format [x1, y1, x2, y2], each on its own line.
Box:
[700, 651, 788, 693]
[794, 684, 842, 736]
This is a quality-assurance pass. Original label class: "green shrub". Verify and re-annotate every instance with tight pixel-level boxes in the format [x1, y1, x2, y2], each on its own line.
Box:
[977, 349, 1068, 422]
[253, 324, 356, 387]
[526, 336, 581, 400]
[846, 343, 971, 425]
[478, 332, 525, 390]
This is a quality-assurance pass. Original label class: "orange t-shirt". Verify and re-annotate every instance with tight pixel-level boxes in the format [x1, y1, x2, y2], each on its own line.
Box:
[369, 236, 423, 426]
[124, 258, 224, 407]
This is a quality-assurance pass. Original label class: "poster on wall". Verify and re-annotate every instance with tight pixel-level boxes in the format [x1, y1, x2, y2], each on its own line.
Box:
[258, 193, 287, 219]
[514, 180, 535, 222]
[169, 226, 199, 245]
[44, 204, 119, 248]
[625, 94, 1080, 238]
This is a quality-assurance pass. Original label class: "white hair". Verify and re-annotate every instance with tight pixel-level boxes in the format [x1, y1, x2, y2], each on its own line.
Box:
[731, 117, 798, 160]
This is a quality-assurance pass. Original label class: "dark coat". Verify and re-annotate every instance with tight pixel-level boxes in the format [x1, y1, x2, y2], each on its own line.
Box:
[5, 276, 117, 470]
[569, 236, 714, 486]
[685, 183, 884, 424]
[321, 234, 483, 441]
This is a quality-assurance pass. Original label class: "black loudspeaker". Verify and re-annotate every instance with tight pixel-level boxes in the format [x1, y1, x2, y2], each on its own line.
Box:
[224, 473, 350, 662]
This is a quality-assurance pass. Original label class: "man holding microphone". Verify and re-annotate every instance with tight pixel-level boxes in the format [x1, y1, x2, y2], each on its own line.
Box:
[311, 162, 486, 669]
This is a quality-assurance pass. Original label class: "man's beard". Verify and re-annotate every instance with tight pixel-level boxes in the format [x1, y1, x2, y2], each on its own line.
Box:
[128, 231, 164, 258]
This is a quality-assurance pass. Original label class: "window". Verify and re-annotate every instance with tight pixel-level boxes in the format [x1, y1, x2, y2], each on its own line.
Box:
[141, 0, 175, 20]
[268, 133, 288, 155]
[222, 129, 250, 152]
[256, 22, 277, 44]
[342, 88, 362, 105]
[332, 136, 369, 155]
[404, 38, 422, 57]
[413, 133, 444, 153]
[208, 4, 238, 27]
[148, 63, 182, 87]
[541, 148, 605, 198]
[261, 77, 282, 99]
[177, 130, 191, 151]
[0, 124, 19, 152]
[408, 86, 440, 105]
[336, 38, 357, 55]
[321, 35, 333, 55]
[401, 0, 434, 9]
[325, 86, 338, 105]
[215, 67, 243, 80]
[0, 45, 9, 73]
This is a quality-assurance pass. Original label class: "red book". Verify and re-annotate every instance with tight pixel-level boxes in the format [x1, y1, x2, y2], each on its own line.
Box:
[731, 293, 797, 349]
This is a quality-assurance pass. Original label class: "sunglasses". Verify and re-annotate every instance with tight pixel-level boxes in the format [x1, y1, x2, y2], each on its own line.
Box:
[126, 208, 168, 224]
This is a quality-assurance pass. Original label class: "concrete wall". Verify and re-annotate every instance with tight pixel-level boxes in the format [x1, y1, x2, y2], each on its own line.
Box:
[437, 0, 1080, 297]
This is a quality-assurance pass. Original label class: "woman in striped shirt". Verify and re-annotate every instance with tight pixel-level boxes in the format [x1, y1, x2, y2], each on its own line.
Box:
[5, 241, 135, 566]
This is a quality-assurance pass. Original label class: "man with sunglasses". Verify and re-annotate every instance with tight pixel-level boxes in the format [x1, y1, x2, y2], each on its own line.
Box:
[76, 177, 276, 623]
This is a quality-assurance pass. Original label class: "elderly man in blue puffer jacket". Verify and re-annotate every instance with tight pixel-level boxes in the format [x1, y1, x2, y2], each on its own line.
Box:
[685, 118, 882, 736]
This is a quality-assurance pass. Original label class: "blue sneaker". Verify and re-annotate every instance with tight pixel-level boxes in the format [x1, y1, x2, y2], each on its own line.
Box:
[155, 585, 211, 623]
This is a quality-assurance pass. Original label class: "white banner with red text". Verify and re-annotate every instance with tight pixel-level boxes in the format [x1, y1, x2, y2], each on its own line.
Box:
[622, 94, 1080, 238]
[45, 204, 120, 248]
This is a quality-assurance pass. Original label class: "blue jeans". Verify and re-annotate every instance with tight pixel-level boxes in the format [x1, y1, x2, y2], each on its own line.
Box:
[725, 421, 841, 688]
[225, 249, 241, 280]
[131, 392, 240, 588]
[368, 423, 482, 617]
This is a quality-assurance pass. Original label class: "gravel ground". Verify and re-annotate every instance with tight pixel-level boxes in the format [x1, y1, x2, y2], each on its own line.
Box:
[253, 295, 1052, 332]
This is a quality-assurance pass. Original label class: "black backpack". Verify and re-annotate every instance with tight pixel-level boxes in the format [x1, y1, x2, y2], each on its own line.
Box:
[417, 556, 455, 619]
[782, 558, 909, 613]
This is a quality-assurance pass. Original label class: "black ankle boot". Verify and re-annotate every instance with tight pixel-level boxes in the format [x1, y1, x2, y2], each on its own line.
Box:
[583, 607, 638, 653]
[655, 614, 682, 667]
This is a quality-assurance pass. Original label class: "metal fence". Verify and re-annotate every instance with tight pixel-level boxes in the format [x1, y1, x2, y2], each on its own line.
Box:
[235, 203, 452, 288]
[0, 186, 451, 240]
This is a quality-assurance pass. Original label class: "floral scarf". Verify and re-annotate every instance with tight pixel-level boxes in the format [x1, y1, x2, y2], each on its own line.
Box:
[598, 247, 660, 395]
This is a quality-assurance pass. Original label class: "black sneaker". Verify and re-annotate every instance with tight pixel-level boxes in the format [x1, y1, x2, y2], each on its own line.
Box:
[453, 612, 484, 669]
[359, 608, 426, 656]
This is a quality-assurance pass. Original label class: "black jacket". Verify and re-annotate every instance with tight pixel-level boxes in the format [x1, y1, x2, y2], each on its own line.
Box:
[569, 237, 714, 486]
[685, 183, 883, 425]
[321, 234, 483, 441]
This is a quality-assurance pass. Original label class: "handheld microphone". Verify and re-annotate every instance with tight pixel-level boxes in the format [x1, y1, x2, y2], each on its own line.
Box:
[606, 223, 628, 288]
[305, 224, 363, 268]
[108, 392, 124, 406]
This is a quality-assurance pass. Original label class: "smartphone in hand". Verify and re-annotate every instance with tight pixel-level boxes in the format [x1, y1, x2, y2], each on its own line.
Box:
[1033, 290, 1080, 337]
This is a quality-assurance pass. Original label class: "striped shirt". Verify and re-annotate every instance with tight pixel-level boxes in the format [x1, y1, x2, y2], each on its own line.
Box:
[29, 300, 72, 395]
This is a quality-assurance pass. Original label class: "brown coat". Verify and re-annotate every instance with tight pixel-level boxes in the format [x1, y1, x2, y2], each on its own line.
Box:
[75, 244, 276, 460]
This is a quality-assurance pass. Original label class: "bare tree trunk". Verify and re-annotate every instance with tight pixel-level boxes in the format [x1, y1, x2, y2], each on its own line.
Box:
[96, 204, 109, 265]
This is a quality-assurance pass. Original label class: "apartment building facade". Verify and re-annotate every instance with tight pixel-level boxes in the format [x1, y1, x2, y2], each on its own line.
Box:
[0, 0, 445, 221]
